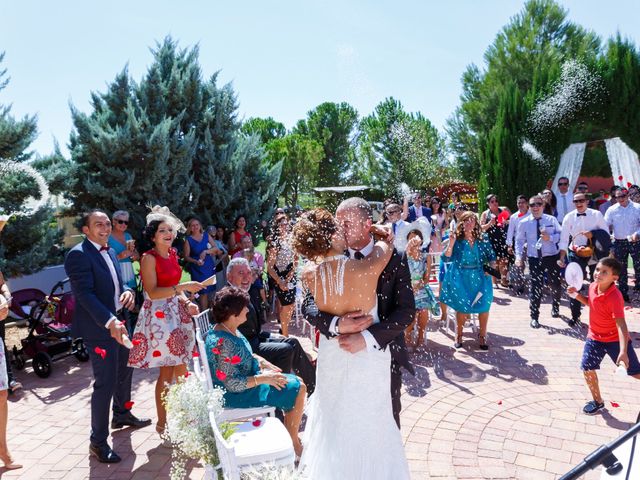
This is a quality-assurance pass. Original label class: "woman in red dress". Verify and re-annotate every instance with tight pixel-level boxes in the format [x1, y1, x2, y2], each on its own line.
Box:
[228, 214, 252, 257]
[128, 212, 204, 436]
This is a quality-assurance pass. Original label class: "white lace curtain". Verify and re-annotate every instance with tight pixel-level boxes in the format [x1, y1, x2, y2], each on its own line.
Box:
[552, 143, 586, 198]
[605, 137, 640, 188]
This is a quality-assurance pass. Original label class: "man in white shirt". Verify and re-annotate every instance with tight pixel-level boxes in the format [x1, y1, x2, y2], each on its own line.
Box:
[506, 195, 530, 295]
[559, 193, 609, 325]
[556, 176, 574, 224]
[604, 188, 640, 301]
[599, 185, 620, 216]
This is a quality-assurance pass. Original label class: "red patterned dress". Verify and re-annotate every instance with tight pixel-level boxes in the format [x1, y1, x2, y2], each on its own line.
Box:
[128, 248, 195, 368]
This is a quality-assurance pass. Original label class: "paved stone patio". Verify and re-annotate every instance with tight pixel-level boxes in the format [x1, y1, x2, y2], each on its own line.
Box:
[3, 286, 640, 479]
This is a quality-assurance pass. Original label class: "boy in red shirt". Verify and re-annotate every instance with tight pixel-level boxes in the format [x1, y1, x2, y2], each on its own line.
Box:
[568, 257, 640, 414]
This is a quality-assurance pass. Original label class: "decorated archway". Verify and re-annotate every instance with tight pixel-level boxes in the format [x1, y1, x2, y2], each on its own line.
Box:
[551, 137, 640, 197]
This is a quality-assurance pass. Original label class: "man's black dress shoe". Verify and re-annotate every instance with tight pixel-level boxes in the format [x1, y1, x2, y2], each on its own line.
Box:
[89, 443, 121, 463]
[530, 318, 540, 329]
[551, 308, 560, 318]
[111, 412, 152, 429]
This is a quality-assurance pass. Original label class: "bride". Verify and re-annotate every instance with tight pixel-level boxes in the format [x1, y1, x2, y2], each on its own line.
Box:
[291, 208, 410, 479]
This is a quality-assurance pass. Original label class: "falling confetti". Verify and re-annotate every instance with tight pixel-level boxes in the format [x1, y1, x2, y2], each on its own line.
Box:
[152, 350, 161, 357]
[252, 419, 262, 427]
[610, 401, 620, 408]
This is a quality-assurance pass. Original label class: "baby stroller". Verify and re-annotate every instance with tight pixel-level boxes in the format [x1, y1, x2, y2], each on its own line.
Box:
[10, 278, 89, 378]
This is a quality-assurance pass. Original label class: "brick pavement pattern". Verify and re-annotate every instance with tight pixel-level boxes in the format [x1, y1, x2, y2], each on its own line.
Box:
[3, 287, 640, 479]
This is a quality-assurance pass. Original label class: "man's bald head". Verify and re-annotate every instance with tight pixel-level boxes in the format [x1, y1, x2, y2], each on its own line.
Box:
[336, 197, 372, 221]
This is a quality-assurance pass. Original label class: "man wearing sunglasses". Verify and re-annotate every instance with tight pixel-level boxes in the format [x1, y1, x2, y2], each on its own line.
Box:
[604, 188, 640, 302]
[556, 176, 574, 224]
[559, 193, 609, 325]
[575, 181, 596, 209]
[515, 195, 562, 328]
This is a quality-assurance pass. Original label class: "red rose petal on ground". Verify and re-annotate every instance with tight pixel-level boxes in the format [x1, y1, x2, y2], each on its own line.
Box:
[497, 400, 503, 405]
[610, 401, 620, 408]
[252, 419, 261, 427]
[211, 348, 221, 355]
[155, 311, 165, 319]
[216, 370, 227, 381]
[230, 355, 241, 364]
[619, 175, 624, 181]
[192, 351, 200, 358]
[124, 401, 134, 410]
[152, 350, 161, 358]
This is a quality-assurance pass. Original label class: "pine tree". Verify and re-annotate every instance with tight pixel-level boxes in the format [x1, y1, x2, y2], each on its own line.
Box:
[0, 52, 64, 276]
[69, 37, 282, 234]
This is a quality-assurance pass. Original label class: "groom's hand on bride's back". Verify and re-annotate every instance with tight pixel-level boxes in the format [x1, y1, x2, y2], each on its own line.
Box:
[338, 333, 367, 353]
[337, 311, 374, 334]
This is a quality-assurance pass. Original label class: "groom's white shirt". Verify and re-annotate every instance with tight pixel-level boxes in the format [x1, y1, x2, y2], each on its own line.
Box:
[329, 238, 381, 352]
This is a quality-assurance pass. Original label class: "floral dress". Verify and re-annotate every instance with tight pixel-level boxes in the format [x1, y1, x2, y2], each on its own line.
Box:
[205, 329, 300, 411]
[128, 249, 195, 368]
[407, 252, 440, 316]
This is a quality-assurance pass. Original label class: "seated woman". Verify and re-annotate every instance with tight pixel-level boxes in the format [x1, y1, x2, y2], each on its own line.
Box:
[205, 286, 306, 456]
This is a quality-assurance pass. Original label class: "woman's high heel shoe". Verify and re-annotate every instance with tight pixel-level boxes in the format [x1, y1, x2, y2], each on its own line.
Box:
[0, 453, 22, 470]
[478, 335, 489, 351]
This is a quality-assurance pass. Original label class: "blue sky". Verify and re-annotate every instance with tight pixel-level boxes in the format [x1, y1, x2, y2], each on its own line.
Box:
[1, 1, 638, 157]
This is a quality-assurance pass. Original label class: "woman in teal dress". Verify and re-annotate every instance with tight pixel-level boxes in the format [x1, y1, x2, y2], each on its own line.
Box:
[441, 211, 496, 350]
[205, 286, 306, 457]
[108, 210, 139, 289]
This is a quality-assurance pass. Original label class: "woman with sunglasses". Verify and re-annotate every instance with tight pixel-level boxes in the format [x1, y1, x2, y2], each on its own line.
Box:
[480, 194, 509, 287]
[108, 210, 139, 289]
[541, 189, 558, 218]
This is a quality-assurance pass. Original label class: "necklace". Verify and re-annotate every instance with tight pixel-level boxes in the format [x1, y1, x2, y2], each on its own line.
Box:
[219, 322, 237, 336]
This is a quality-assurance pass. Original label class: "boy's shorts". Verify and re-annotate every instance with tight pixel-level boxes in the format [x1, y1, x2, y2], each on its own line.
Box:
[581, 338, 640, 375]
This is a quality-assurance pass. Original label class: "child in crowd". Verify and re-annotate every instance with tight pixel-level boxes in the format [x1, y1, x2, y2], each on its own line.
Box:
[567, 257, 640, 414]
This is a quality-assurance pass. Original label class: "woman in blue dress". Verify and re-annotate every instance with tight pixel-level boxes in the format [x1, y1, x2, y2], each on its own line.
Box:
[205, 286, 306, 457]
[441, 211, 496, 350]
[108, 210, 139, 289]
[183, 218, 221, 310]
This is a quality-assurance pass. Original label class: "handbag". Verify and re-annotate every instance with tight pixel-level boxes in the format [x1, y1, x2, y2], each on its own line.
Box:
[482, 264, 502, 279]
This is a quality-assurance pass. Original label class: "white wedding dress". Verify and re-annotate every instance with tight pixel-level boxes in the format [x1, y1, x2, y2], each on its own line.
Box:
[299, 296, 410, 479]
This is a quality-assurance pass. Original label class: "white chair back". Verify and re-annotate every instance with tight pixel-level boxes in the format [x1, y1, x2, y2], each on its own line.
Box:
[193, 310, 215, 392]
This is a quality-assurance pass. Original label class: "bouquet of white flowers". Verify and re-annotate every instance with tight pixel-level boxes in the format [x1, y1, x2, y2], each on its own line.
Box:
[163, 374, 232, 480]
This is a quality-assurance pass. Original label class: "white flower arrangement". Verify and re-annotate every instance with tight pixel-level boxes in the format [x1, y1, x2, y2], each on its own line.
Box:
[241, 464, 307, 480]
[163, 374, 232, 480]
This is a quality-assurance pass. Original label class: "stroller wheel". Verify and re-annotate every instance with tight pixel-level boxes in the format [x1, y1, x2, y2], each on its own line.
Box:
[33, 352, 52, 378]
[73, 341, 90, 362]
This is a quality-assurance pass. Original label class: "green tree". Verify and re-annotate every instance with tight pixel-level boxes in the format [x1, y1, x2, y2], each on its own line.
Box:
[241, 117, 286, 144]
[294, 102, 358, 187]
[0, 53, 64, 276]
[447, 0, 602, 204]
[358, 98, 450, 194]
[266, 133, 323, 208]
[69, 37, 282, 233]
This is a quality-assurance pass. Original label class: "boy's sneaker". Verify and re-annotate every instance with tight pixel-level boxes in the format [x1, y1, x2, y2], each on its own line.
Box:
[583, 400, 605, 415]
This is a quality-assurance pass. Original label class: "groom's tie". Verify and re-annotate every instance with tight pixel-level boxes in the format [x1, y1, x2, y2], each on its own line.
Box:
[354, 251, 365, 260]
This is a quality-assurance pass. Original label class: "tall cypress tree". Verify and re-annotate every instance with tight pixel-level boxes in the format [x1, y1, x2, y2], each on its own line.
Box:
[0, 53, 64, 276]
[70, 37, 281, 233]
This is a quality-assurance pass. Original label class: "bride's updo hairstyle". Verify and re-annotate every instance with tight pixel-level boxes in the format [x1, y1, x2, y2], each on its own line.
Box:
[291, 208, 338, 261]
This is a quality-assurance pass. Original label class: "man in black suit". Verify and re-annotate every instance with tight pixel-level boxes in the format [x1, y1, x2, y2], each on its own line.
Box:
[65, 210, 151, 463]
[227, 258, 316, 393]
[406, 192, 432, 223]
[303, 197, 415, 427]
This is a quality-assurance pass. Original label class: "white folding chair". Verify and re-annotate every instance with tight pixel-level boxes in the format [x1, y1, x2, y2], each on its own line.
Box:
[208, 407, 295, 480]
[191, 310, 275, 422]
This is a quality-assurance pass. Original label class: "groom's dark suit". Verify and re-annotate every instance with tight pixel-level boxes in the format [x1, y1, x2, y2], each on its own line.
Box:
[65, 239, 134, 448]
[303, 248, 415, 427]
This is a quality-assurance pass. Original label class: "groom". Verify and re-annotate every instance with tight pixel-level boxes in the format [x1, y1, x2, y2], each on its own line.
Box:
[303, 197, 415, 427]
